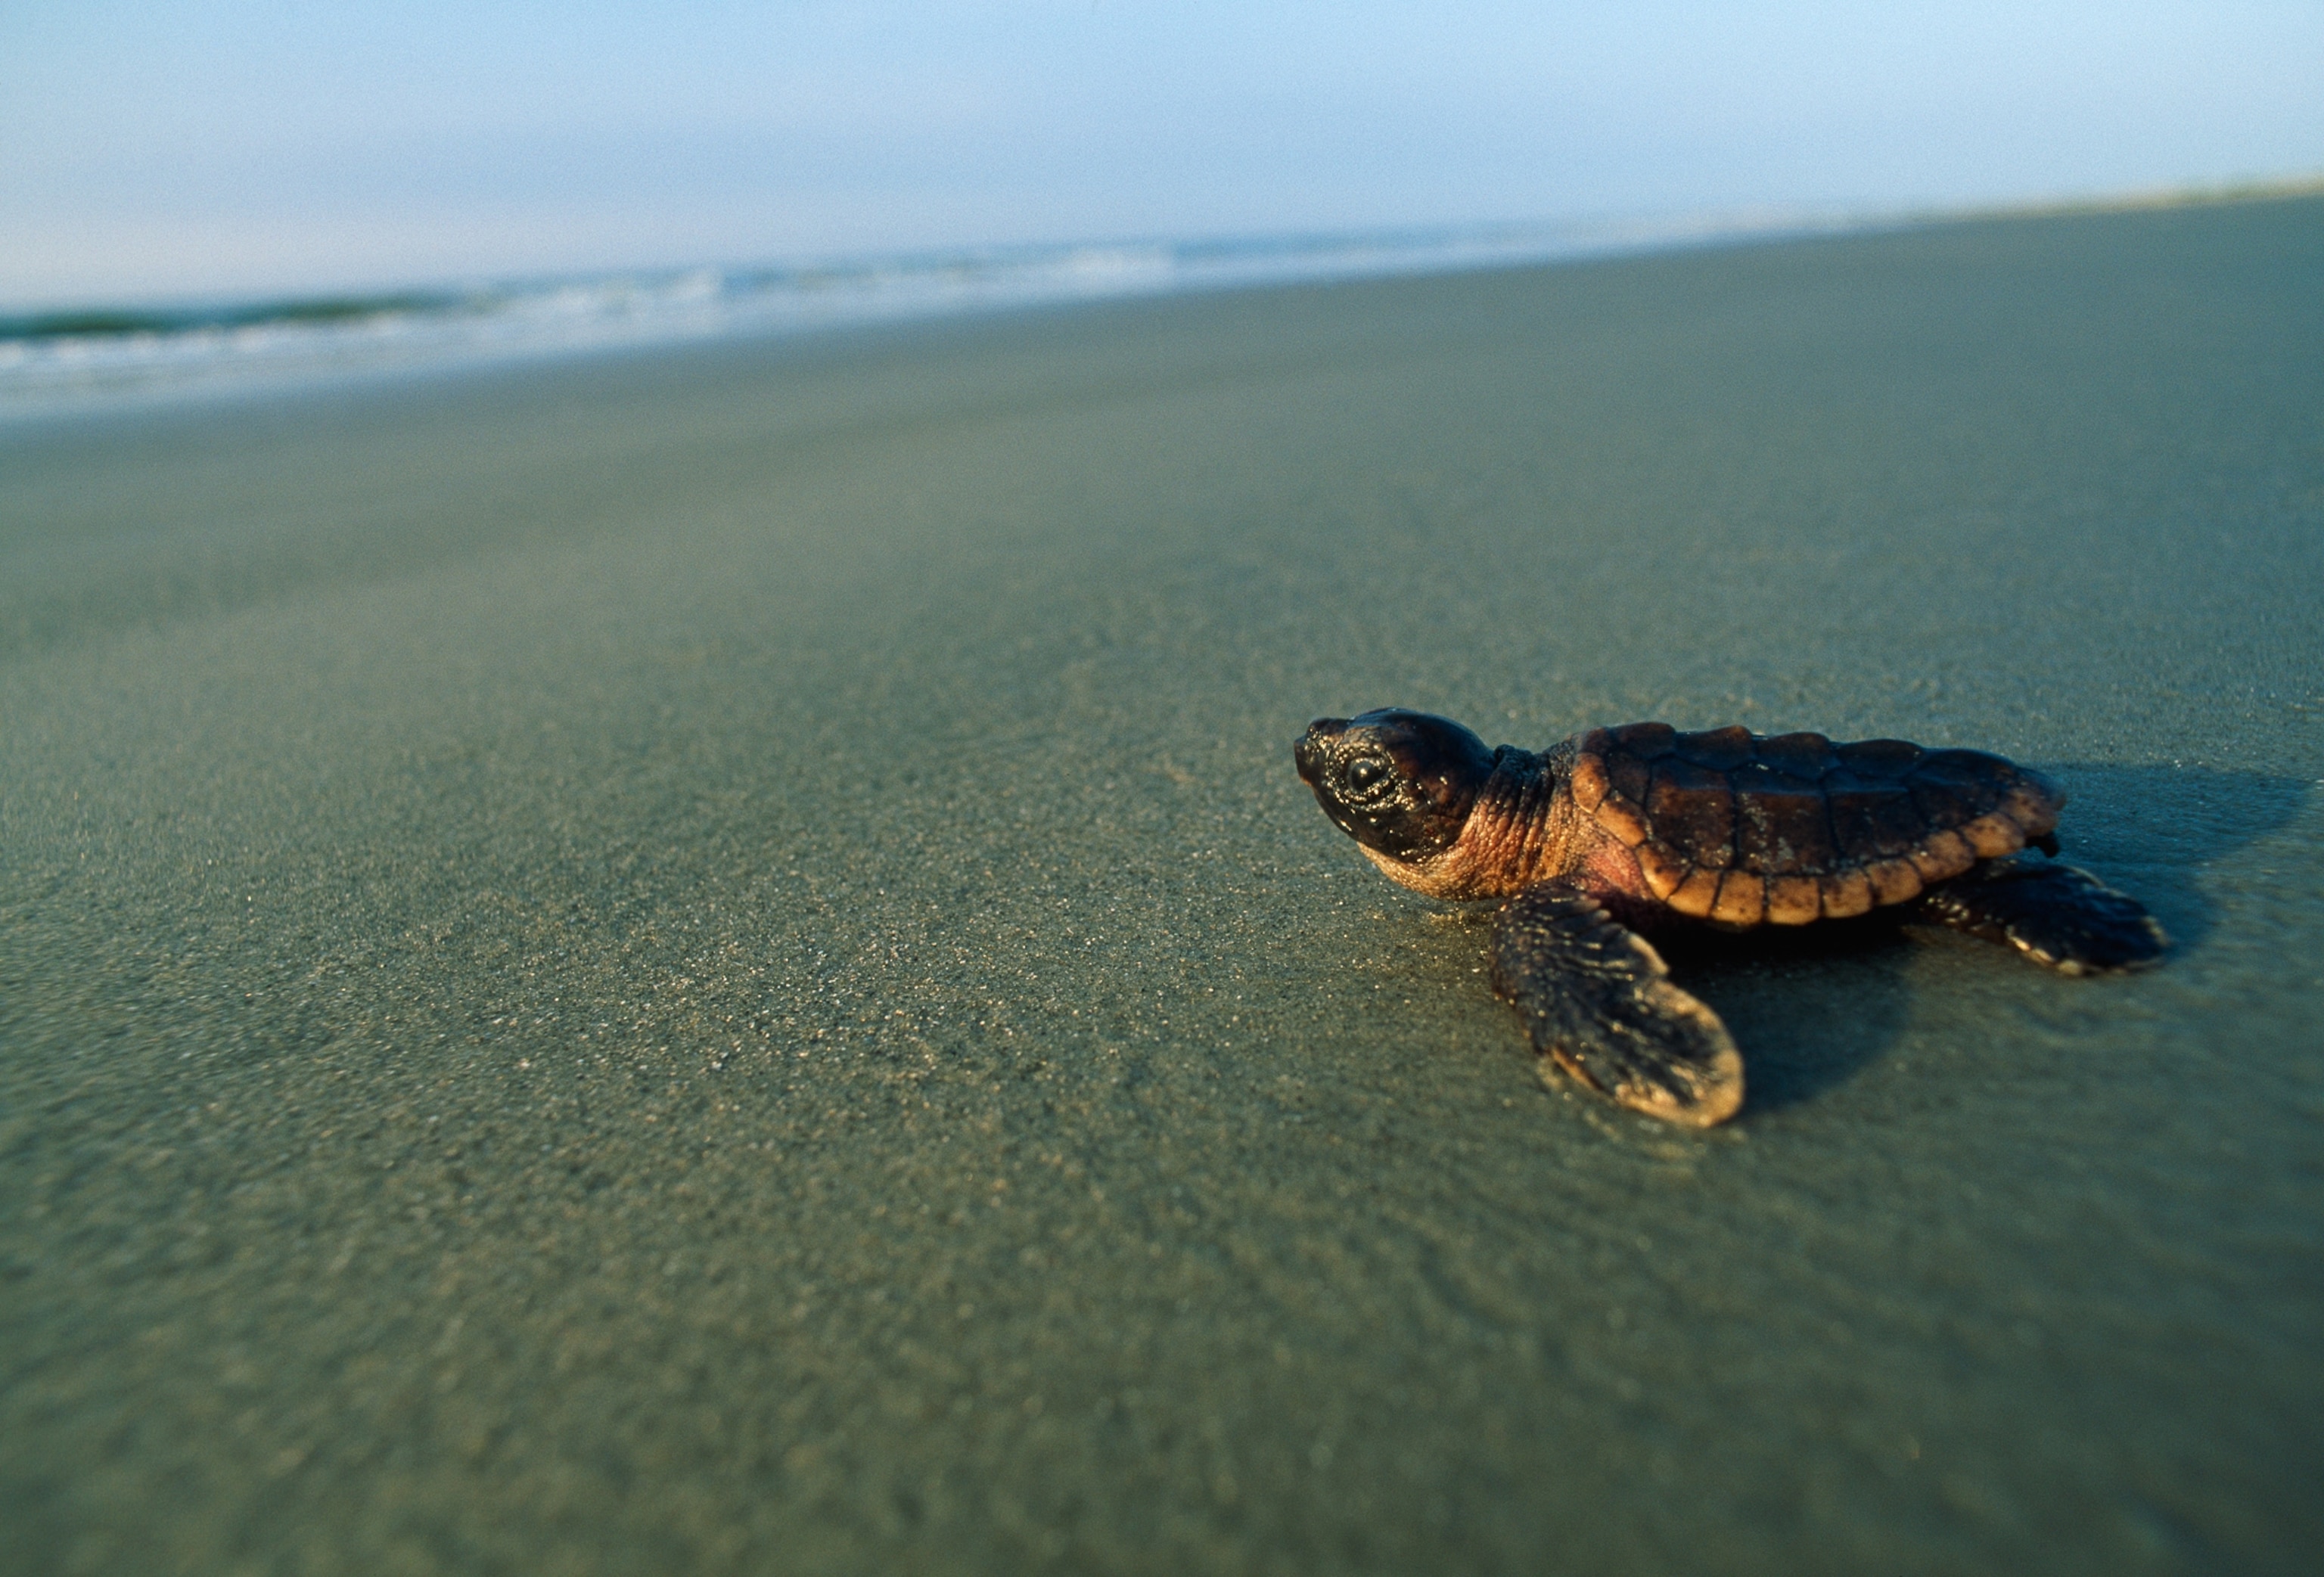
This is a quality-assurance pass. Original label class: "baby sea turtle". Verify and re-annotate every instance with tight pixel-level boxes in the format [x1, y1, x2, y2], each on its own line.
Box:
[1294, 710, 2166, 1126]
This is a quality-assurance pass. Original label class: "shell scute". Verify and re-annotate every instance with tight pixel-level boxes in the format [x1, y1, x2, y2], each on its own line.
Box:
[1960, 812, 2027, 858]
[1645, 758, 1737, 869]
[1569, 750, 1611, 812]
[1594, 796, 1652, 847]
[1835, 738, 1922, 778]
[2000, 781, 2065, 838]
[1824, 778, 1925, 857]
[1636, 840, 1689, 899]
[1906, 749, 2009, 821]
[1605, 749, 1652, 808]
[1710, 870, 1766, 925]
[1675, 725, 1755, 771]
[1906, 787, 1981, 837]
[1864, 857, 1925, 905]
[1730, 762, 1841, 872]
[1608, 721, 1679, 758]
[1819, 868, 1875, 918]
[1765, 874, 1823, 925]
[1667, 868, 1722, 917]
[1908, 830, 1977, 883]
[1757, 731, 1838, 779]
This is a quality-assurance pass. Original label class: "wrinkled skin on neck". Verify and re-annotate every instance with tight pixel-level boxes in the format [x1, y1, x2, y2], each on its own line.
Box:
[1294, 714, 1648, 907]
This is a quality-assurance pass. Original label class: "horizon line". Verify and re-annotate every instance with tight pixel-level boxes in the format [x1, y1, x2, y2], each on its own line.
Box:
[9, 171, 2320, 328]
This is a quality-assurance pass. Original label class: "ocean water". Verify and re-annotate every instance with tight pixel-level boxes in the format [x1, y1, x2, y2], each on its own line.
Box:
[1, 195, 2319, 1575]
[0, 211, 1865, 421]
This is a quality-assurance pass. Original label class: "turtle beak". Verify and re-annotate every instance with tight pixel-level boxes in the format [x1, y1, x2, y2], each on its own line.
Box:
[1294, 718, 1347, 785]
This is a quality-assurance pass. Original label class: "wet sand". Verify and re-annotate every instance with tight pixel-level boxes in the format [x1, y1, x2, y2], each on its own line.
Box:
[3, 197, 2320, 1575]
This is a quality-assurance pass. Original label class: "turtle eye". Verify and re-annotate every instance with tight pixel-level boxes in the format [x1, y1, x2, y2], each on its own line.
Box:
[1345, 758, 1387, 793]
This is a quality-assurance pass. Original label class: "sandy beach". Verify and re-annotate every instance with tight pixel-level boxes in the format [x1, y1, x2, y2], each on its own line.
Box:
[3, 196, 2320, 1573]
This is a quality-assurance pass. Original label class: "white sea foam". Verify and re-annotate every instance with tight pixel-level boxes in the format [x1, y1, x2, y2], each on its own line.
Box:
[0, 212, 1865, 420]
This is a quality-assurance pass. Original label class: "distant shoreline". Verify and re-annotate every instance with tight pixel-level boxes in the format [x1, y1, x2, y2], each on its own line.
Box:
[6, 175, 2319, 424]
[1941, 170, 2324, 222]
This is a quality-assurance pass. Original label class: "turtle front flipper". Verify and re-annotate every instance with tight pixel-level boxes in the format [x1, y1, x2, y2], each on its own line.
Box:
[1489, 883, 1745, 1127]
[1912, 856, 2167, 974]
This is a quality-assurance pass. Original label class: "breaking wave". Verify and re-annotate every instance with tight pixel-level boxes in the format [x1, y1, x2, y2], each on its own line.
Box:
[1, 213, 1861, 418]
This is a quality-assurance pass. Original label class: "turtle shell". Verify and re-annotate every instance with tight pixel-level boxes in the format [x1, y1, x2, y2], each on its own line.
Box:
[1567, 722, 2065, 927]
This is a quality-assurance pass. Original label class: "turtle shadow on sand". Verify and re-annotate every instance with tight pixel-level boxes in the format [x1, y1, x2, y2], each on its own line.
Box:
[1667, 764, 2313, 1115]
[2027, 763, 2314, 955]
[1655, 924, 1917, 1116]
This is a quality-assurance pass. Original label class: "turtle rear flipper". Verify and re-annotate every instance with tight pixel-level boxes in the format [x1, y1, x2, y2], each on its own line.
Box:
[1489, 883, 1745, 1126]
[1913, 857, 2167, 974]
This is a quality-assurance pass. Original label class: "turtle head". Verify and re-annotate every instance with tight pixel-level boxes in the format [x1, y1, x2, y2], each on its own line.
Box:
[1294, 709, 1499, 861]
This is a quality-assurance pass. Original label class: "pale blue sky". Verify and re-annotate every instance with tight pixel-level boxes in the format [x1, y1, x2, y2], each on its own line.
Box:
[3, 1, 2318, 306]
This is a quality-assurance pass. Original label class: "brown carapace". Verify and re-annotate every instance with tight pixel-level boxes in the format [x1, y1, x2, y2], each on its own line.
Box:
[1294, 710, 2167, 1128]
[1569, 721, 2063, 924]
